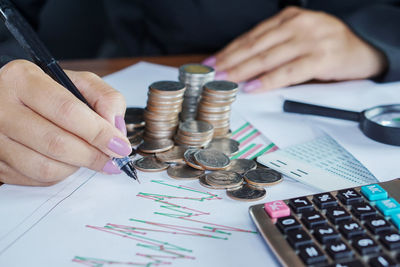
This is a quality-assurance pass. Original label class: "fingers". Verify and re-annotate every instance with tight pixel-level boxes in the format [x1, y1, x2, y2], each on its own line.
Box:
[0, 161, 57, 186]
[4, 61, 131, 158]
[0, 133, 78, 184]
[243, 56, 316, 93]
[0, 103, 109, 172]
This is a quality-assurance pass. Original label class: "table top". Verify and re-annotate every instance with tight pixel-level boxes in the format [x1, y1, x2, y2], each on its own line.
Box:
[0, 55, 208, 187]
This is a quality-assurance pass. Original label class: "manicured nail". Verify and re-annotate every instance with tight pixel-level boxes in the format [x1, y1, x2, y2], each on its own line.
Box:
[115, 115, 127, 136]
[102, 159, 122, 174]
[202, 56, 216, 67]
[215, 71, 228, 80]
[108, 137, 132, 156]
[243, 79, 262, 93]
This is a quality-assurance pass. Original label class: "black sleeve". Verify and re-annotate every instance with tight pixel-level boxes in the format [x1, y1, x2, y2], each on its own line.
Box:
[340, 2, 400, 82]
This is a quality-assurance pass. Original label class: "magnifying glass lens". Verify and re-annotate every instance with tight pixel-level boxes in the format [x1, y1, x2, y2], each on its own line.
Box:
[370, 111, 400, 127]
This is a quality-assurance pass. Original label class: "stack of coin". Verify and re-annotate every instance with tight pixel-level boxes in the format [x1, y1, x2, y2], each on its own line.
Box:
[178, 64, 215, 121]
[140, 81, 185, 152]
[175, 120, 214, 147]
[197, 80, 238, 137]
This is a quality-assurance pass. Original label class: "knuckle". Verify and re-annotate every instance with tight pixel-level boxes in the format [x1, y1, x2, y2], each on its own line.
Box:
[37, 159, 58, 182]
[88, 151, 106, 170]
[56, 97, 79, 120]
[45, 132, 66, 158]
[0, 60, 35, 80]
[78, 71, 101, 83]
[90, 123, 110, 147]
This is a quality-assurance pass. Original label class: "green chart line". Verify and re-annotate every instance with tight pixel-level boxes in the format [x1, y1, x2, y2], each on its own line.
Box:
[250, 143, 275, 160]
[231, 144, 256, 159]
[232, 122, 250, 136]
[238, 129, 258, 144]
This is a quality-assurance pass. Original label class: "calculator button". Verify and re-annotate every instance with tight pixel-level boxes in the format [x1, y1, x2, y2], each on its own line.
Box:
[352, 202, 376, 219]
[380, 231, 400, 250]
[326, 206, 352, 224]
[298, 244, 326, 265]
[369, 254, 397, 267]
[313, 225, 340, 243]
[337, 189, 363, 205]
[326, 239, 353, 260]
[288, 197, 313, 213]
[276, 216, 302, 233]
[361, 184, 388, 201]
[338, 220, 365, 240]
[325, 260, 364, 267]
[313, 192, 337, 209]
[365, 216, 392, 234]
[286, 229, 312, 248]
[352, 235, 380, 255]
[376, 198, 400, 216]
[301, 210, 326, 229]
[264, 200, 290, 219]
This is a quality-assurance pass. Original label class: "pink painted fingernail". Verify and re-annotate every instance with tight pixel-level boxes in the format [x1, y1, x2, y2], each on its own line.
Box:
[243, 79, 262, 93]
[115, 115, 127, 136]
[108, 137, 132, 156]
[215, 71, 228, 80]
[102, 159, 122, 174]
[202, 56, 216, 67]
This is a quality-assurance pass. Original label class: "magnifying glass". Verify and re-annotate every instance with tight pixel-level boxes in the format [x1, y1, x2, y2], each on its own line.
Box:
[283, 100, 400, 146]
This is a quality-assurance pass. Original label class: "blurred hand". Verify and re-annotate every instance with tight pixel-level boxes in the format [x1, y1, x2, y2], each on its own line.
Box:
[203, 7, 387, 93]
[0, 60, 131, 186]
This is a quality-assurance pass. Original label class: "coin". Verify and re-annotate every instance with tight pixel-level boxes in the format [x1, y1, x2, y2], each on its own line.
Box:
[134, 156, 169, 172]
[179, 120, 214, 135]
[155, 146, 187, 164]
[244, 169, 283, 187]
[125, 107, 145, 131]
[225, 159, 257, 174]
[128, 133, 143, 146]
[183, 149, 205, 170]
[194, 149, 230, 170]
[167, 164, 205, 180]
[149, 81, 186, 94]
[198, 174, 214, 189]
[206, 138, 240, 156]
[139, 139, 174, 153]
[205, 171, 243, 189]
[226, 184, 266, 202]
[175, 120, 214, 147]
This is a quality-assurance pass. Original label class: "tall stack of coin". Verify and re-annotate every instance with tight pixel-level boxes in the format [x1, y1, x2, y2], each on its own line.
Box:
[197, 80, 238, 137]
[175, 120, 214, 147]
[178, 64, 215, 121]
[140, 81, 185, 152]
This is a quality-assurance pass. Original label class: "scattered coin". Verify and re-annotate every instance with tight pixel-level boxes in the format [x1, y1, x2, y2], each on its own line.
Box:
[226, 184, 266, 202]
[226, 159, 257, 174]
[206, 138, 240, 156]
[167, 164, 205, 180]
[198, 174, 214, 189]
[205, 171, 243, 189]
[194, 149, 230, 170]
[183, 149, 205, 170]
[244, 169, 283, 187]
[134, 156, 169, 172]
[125, 107, 145, 131]
[155, 146, 187, 164]
[139, 139, 174, 153]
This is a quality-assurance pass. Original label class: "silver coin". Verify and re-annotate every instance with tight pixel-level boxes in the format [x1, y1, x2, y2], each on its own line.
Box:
[226, 184, 266, 202]
[205, 171, 243, 189]
[198, 174, 214, 189]
[134, 156, 169, 172]
[194, 149, 230, 170]
[128, 133, 143, 147]
[155, 146, 187, 164]
[138, 139, 174, 153]
[167, 164, 205, 180]
[179, 120, 213, 135]
[150, 81, 185, 92]
[183, 149, 204, 170]
[244, 169, 283, 187]
[125, 107, 145, 131]
[204, 80, 238, 92]
[225, 159, 257, 174]
[206, 138, 240, 156]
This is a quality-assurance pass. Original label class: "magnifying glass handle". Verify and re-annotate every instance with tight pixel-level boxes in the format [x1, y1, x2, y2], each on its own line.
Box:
[283, 100, 361, 122]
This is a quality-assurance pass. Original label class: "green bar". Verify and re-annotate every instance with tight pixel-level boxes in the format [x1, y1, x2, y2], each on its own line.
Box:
[250, 143, 276, 160]
[238, 129, 258, 144]
[231, 122, 250, 136]
[231, 144, 256, 159]
[393, 117, 400, 122]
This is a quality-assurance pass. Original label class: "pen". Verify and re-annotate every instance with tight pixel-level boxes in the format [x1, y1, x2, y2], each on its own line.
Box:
[0, 0, 138, 182]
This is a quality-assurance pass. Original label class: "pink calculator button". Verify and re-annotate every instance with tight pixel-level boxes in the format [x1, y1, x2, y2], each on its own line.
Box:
[264, 200, 290, 218]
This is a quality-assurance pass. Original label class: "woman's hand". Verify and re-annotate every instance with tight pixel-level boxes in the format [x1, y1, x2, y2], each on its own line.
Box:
[0, 60, 131, 186]
[204, 7, 387, 93]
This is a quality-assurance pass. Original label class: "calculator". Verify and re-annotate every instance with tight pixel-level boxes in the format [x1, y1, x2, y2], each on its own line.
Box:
[249, 179, 400, 266]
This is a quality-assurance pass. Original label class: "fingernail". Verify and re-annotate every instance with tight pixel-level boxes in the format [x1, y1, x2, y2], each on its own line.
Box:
[243, 79, 262, 93]
[108, 137, 132, 156]
[115, 115, 127, 136]
[202, 56, 216, 67]
[215, 71, 227, 80]
[102, 159, 122, 174]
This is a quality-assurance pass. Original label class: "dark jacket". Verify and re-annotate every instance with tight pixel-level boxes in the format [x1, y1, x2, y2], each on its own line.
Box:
[1, 0, 400, 82]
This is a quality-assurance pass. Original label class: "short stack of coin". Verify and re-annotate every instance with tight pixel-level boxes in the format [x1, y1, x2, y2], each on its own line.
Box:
[197, 80, 238, 137]
[140, 81, 185, 152]
[175, 120, 214, 147]
[178, 64, 215, 121]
